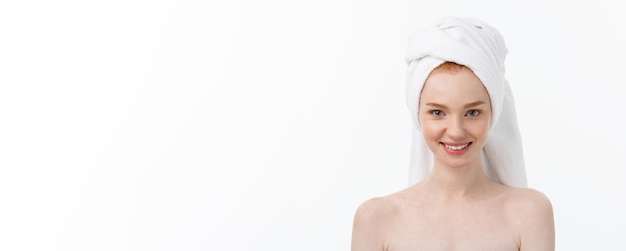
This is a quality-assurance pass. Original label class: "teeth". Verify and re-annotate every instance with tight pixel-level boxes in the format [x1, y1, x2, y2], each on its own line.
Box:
[445, 143, 468, 150]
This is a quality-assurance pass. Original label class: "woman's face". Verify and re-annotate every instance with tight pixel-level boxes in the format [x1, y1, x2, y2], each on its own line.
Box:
[418, 67, 492, 169]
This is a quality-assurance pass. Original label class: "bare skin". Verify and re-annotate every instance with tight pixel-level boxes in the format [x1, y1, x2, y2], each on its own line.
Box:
[351, 65, 555, 250]
[351, 179, 554, 251]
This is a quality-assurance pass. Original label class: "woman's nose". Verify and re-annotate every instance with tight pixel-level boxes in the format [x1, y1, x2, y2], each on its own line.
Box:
[446, 117, 466, 139]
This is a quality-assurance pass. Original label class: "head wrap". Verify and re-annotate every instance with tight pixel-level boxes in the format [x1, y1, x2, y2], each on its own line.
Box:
[405, 16, 527, 187]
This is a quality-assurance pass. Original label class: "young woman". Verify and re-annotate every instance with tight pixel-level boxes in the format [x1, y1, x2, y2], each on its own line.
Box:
[351, 17, 555, 251]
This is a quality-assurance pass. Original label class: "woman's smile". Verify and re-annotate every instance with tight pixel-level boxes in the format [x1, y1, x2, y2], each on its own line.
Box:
[441, 142, 473, 155]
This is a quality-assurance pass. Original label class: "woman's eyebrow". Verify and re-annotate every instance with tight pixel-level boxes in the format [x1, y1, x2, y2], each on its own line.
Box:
[463, 100, 485, 108]
[424, 101, 485, 109]
[424, 102, 447, 109]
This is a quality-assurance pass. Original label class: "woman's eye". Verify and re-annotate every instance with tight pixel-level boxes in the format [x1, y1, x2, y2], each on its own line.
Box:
[430, 110, 444, 116]
[466, 110, 480, 117]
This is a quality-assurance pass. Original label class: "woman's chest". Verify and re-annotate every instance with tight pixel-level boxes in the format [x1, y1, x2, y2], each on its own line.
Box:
[386, 203, 519, 251]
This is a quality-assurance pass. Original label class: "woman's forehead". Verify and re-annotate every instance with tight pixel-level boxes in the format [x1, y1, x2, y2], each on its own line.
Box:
[419, 68, 491, 106]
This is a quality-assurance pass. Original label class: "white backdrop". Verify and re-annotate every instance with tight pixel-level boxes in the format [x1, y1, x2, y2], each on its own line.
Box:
[1, 0, 624, 250]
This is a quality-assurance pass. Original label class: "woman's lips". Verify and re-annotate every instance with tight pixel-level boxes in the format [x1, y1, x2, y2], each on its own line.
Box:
[440, 142, 472, 155]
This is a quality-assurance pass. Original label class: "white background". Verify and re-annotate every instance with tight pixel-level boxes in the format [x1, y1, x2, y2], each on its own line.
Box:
[1, 0, 624, 250]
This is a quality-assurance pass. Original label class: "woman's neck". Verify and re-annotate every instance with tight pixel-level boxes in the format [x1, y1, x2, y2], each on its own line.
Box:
[422, 161, 493, 201]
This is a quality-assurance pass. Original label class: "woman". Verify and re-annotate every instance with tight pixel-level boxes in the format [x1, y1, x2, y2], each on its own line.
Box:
[351, 17, 555, 250]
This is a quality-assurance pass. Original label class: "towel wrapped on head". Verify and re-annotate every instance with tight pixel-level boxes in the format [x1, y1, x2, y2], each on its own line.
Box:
[405, 16, 527, 188]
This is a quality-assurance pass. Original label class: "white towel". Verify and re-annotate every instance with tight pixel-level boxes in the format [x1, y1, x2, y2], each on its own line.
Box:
[405, 16, 527, 188]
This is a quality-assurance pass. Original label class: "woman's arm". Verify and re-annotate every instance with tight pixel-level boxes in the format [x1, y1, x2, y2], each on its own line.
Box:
[351, 198, 389, 251]
[519, 190, 555, 251]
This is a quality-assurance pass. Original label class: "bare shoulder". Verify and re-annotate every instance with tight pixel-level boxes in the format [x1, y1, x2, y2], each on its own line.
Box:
[351, 195, 402, 251]
[502, 187, 555, 251]
[353, 195, 400, 230]
[504, 187, 553, 216]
